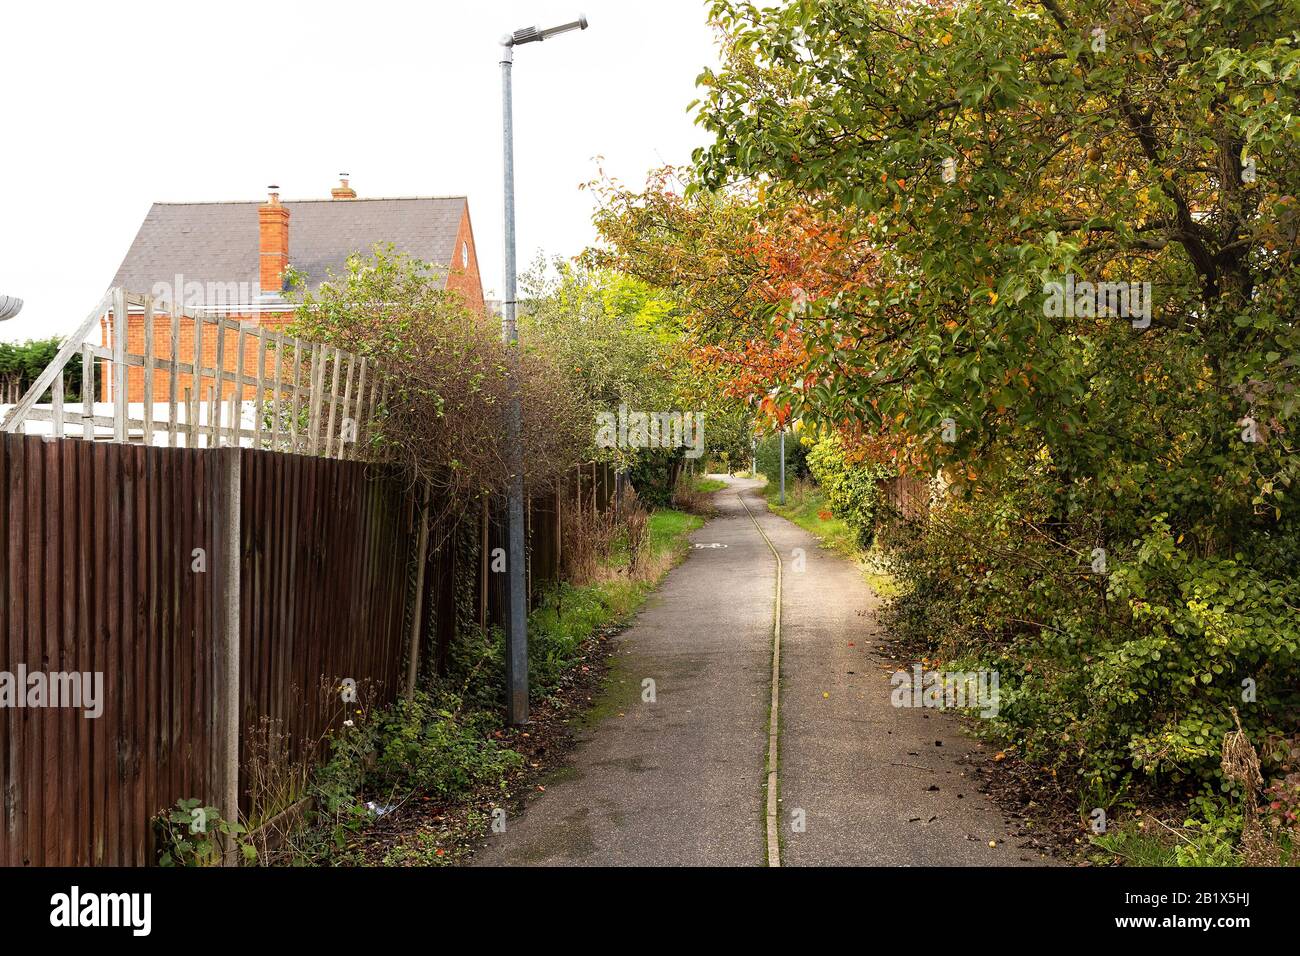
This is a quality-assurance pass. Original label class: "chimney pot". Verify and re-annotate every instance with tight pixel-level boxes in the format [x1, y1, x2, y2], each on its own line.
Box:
[331, 174, 357, 200]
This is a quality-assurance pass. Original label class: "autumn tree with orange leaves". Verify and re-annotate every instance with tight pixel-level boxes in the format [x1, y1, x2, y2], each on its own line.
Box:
[610, 0, 1300, 829]
[587, 168, 882, 445]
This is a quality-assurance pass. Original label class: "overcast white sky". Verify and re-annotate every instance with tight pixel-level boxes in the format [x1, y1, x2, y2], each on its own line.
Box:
[0, 0, 721, 341]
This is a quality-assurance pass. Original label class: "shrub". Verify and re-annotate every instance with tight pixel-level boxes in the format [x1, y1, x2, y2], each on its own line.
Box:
[287, 246, 589, 512]
[880, 470, 1300, 809]
[154, 798, 251, 867]
[370, 692, 522, 799]
[628, 453, 685, 508]
[805, 434, 890, 547]
[755, 431, 809, 487]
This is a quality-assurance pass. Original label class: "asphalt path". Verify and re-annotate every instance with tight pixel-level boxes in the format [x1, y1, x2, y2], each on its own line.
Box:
[474, 476, 1047, 866]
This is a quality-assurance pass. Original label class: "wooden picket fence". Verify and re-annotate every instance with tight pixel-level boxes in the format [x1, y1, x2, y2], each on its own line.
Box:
[1, 288, 382, 458]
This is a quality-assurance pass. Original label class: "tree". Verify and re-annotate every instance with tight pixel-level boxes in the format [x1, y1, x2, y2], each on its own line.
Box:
[694, 0, 1299, 505]
[0, 338, 83, 404]
[287, 246, 589, 512]
[687, 0, 1300, 799]
[519, 258, 682, 435]
[520, 258, 728, 502]
[587, 166, 876, 439]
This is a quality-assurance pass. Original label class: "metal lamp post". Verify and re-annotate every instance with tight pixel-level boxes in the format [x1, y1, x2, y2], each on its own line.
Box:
[779, 428, 785, 505]
[499, 13, 589, 725]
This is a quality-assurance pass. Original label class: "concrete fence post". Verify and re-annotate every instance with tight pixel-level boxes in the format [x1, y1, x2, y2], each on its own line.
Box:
[214, 447, 242, 864]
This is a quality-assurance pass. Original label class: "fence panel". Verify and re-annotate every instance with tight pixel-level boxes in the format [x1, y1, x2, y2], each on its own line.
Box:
[879, 473, 932, 521]
[1, 290, 381, 459]
[236, 449, 414, 816]
[1, 431, 598, 864]
[0, 434, 222, 866]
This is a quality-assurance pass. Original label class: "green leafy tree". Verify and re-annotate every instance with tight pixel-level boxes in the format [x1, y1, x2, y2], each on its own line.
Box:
[287, 246, 588, 510]
[519, 259, 683, 436]
[691, 0, 1300, 801]
[520, 259, 728, 500]
[0, 338, 82, 403]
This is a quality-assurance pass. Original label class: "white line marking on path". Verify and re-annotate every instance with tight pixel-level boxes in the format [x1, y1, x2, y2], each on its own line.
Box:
[739, 484, 783, 867]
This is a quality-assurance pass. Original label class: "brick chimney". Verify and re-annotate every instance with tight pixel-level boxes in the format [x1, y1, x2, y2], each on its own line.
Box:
[331, 174, 357, 200]
[258, 186, 290, 293]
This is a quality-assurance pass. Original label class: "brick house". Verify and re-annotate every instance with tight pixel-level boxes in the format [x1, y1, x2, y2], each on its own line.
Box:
[102, 179, 485, 402]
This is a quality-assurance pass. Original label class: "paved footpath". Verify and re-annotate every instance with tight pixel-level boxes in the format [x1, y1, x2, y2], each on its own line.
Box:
[474, 476, 1047, 866]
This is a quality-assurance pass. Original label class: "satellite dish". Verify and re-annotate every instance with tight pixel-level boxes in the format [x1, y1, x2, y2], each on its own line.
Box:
[0, 296, 22, 321]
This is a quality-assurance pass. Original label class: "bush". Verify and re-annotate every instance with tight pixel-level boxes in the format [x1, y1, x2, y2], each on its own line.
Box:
[370, 692, 522, 799]
[154, 798, 250, 867]
[804, 434, 890, 547]
[879, 469, 1300, 810]
[283, 688, 520, 865]
[628, 452, 685, 508]
[755, 431, 808, 487]
[287, 246, 589, 510]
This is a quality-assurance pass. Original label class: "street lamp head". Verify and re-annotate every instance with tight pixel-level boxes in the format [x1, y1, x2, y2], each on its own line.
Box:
[503, 13, 587, 47]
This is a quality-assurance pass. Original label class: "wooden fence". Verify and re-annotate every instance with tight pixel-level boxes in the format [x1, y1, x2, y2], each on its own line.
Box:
[235, 449, 415, 816]
[1, 288, 382, 458]
[878, 473, 934, 521]
[0, 434, 231, 865]
[0, 432, 613, 865]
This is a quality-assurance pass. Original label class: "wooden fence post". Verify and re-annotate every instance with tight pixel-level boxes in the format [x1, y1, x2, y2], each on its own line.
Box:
[554, 484, 562, 579]
[479, 497, 489, 632]
[405, 483, 431, 699]
[214, 447, 242, 863]
[81, 344, 95, 438]
[51, 370, 64, 438]
[142, 295, 154, 446]
[168, 303, 180, 447]
[112, 289, 127, 442]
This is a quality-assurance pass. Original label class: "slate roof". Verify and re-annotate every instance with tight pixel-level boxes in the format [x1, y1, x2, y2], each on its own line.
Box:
[109, 196, 468, 296]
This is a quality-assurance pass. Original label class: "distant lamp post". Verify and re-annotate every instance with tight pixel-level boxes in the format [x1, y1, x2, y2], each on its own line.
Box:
[779, 428, 786, 505]
[499, 13, 589, 726]
[0, 296, 23, 321]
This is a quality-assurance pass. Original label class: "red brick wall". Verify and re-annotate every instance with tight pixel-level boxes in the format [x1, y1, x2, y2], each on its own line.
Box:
[445, 205, 486, 315]
[100, 311, 297, 403]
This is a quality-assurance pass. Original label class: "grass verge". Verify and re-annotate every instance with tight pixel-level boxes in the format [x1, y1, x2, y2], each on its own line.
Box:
[763, 480, 858, 560]
[691, 476, 728, 495]
[763, 479, 900, 597]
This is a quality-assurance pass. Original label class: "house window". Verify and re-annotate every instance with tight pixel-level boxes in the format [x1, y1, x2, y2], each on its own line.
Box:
[461, 241, 469, 268]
